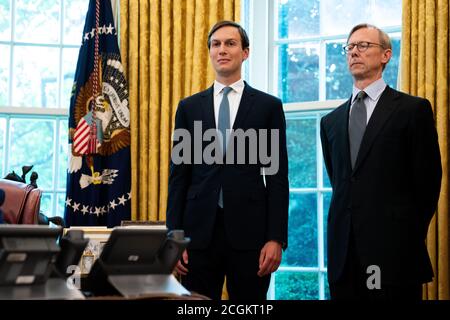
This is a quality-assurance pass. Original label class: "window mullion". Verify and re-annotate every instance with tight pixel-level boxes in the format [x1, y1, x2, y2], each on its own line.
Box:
[248, 0, 270, 93]
[53, 118, 61, 217]
[316, 113, 325, 300]
[319, 271, 325, 300]
[58, 0, 64, 109]
[8, 0, 15, 107]
[4, 115, 11, 175]
[319, 40, 326, 101]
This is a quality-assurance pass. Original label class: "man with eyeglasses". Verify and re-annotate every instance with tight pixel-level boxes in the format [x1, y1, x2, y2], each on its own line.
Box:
[320, 23, 442, 300]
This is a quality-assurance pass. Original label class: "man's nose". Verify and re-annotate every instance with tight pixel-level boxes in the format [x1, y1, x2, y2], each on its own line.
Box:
[350, 48, 359, 57]
[218, 43, 227, 53]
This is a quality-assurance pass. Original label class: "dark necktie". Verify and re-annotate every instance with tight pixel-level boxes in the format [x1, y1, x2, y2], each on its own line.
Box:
[218, 87, 233, 208]
[349, 91, 367, 169]
[218, 87, 233, 155]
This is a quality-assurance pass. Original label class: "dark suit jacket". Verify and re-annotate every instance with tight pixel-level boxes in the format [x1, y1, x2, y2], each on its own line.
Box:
[167, 82, 289, 251]
[320, 86, 442, 285]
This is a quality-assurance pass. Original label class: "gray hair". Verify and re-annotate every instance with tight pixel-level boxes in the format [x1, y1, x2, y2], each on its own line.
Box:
[347, 23, 392, 50]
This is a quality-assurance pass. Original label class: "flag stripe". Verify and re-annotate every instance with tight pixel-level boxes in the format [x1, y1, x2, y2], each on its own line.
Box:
[74, 128, 89, 142]
[73, 118, 90, 154]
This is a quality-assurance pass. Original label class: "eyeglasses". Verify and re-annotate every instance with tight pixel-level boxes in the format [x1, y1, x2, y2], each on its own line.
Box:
[343, 41, 384, 53]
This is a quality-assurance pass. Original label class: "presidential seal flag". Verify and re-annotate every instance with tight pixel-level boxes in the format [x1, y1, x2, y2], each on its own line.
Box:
[65, 0, 131, 227]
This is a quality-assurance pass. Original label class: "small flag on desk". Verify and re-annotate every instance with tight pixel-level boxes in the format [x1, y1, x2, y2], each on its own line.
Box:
[65, 0, 131, 227]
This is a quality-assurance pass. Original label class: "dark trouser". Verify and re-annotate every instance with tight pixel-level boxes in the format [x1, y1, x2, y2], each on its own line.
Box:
[329, 230, 422, 301]
[181, 207, 271, 300]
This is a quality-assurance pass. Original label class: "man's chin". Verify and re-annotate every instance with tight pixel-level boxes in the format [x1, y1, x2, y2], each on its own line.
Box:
[350, 70, 366, 80]
[216, 69, 233, 77]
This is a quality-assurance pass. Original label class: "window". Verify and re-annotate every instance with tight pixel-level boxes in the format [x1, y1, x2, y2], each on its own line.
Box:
[275, 0, 401, 103]
[0, 0, 89, 219]
[243, 0, 402, 299]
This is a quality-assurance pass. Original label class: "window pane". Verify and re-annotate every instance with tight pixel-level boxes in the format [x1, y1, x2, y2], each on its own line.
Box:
[63, 0, 89, 44]
[286, 115, 316, 188]
[383, 37, 401, 89]
[283, 193, 317, 267]
[56, 192, 65, 218]
[40, 192, 53, 217]
[0, 118, 5, 177]
[278, 43, 319, 103]
[321, 0, 401, 36]
[326, 41, 352, 100]
[0, 44, 9, 106]
[368, 0, 402, 27]
[58, 119, 68, 189]
[275, 272, 319, 300]
[0, 0, 10, 41]
[277, 0, 320, 39]
[15, 0, 60, 43]
[321, 0, 365, 36]
[12, 46, 59, 107]
[9, 118, 55, 189]
[61, 48, 78, 109]
[323, 191, 332, 267]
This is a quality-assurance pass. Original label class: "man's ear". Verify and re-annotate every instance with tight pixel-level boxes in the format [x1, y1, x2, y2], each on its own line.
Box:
[381, 48, 392, 65]
[242, 47, 249, 62]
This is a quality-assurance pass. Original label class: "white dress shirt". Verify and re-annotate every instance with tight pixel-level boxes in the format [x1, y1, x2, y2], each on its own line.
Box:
[213, 79, 245, 129]
[350, 78, 387, 124]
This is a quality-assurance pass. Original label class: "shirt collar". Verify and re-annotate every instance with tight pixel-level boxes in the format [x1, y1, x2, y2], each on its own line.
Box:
[352, 78, 386, 103]
[214, 79, 245, 96]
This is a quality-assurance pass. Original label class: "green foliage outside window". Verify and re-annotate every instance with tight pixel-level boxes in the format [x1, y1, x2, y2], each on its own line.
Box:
[275, 272, 319, 300]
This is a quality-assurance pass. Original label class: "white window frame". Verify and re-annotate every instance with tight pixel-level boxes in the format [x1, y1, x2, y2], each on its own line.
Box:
[244, 0, 347, 115]
[244, 0, 339, 300]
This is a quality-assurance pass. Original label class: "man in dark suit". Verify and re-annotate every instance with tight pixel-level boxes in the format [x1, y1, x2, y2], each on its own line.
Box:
[320, 23, 442, 300]
[166, 21, 289, 300]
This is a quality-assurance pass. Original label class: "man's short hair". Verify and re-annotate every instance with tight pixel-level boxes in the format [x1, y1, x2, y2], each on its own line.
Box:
[207, 20, 249, 50]
[347, 23, 392, 50]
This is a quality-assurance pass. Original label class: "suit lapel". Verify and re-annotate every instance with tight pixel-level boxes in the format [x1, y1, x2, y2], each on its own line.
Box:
[232, 82, 256, 130]
[352, 86, 399, 173]
[336, 99, 353, 173]
[201, 86, 216, 130]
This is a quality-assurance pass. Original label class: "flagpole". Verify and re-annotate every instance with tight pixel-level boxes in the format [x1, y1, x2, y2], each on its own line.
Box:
[89, 0, 101, 157]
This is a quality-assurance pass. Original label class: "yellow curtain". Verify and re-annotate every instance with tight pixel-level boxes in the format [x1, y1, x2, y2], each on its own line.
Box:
[120, 0, 240, 222]
[401, 0, 449, 300]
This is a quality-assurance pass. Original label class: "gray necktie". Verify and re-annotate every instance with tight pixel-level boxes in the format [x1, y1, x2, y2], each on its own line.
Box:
[218, 87, 233, 208]
[349, 91, 367, 169]
[218, 87, 233, 155]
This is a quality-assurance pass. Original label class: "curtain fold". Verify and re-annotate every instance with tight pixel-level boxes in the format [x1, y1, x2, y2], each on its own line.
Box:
[401, 0, 449, 300]
[120, 0, 240, 222]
